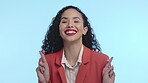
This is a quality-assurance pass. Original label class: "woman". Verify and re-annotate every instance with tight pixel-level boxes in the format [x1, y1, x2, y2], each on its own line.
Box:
[36, 6, 115, 83]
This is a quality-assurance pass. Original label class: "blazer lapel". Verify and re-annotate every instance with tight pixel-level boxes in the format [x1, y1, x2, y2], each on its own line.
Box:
[75, 46, 90, 83]
[56, 49, 67, 83]
[58, 66, 67, 83]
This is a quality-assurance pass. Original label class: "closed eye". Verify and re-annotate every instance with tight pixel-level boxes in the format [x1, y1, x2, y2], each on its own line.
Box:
[62, 21, 67, 23]
[74, 21, 79, 23]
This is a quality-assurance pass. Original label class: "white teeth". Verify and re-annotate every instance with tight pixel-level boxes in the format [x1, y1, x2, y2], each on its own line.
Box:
[66, 31, 76, 34]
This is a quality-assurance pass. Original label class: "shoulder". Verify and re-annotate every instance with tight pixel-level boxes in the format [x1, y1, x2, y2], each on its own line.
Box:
[90, 50, 109, 60]
[90, 50, 109, 65]
[83, 45, 109, 63]
[44, 49, 63, 65]
[45, 52, 57, 60]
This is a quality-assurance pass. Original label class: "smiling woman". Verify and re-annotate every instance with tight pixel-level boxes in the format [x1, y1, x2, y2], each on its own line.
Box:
[59, 8, 88, 44]
[41, 6, 101, 54]
[36, 6, 115, 83]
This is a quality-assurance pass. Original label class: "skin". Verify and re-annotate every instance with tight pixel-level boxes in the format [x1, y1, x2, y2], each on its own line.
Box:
[36, 8, 115, 83]
[102, 57, 115, 83]
[36, 51, 49, 83]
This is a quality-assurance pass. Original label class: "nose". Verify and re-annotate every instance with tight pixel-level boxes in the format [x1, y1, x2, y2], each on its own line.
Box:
[67, 21, 74, 28]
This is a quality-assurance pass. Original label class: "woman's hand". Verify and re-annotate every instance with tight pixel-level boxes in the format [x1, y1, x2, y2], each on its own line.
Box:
[102, 57, 115, 83]
[36, 51, 50, 83]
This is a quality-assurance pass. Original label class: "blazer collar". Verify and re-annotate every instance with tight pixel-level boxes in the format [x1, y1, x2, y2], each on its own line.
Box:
[81, 45, 90, 65]
[55, 45, 90, 66]
[55, 48, 63, 66]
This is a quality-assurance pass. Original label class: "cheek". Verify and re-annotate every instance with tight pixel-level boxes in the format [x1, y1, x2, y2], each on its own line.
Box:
[76, 25, 85, 31]
[59, 25, 65, 37]
[75, 23, 83, 28]
[59, 24, 63, 32]
[59, 23, 66, 30]
[80, 27, 87, 34]
[59, 27, 63, 35]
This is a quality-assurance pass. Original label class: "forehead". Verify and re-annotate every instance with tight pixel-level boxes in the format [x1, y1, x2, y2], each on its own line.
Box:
[61, 8, 82, 18]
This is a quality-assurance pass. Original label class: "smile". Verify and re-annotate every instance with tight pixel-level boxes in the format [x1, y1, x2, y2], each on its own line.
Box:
[64, 29, 77, 36]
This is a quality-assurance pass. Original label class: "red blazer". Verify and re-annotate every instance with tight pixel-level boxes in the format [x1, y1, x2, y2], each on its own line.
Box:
[45, 46, 109, 83]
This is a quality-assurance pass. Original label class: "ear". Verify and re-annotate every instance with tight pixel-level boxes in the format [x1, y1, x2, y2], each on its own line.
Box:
[83, 26, 88, 35]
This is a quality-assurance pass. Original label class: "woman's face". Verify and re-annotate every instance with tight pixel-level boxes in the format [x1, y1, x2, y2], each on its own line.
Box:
[59, 8, 88, 43]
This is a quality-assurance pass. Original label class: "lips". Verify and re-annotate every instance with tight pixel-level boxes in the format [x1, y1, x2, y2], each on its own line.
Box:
[64, 29, 77, 36]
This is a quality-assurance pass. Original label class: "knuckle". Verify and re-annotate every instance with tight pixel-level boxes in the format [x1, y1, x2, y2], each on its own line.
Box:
[36, 67, 39, 72]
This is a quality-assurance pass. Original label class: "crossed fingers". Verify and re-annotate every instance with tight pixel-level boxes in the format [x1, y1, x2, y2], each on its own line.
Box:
[103, 57, 115, 78]
[38, 51, 48, 73]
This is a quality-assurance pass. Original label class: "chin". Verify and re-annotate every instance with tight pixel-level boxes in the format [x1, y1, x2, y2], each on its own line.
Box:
[63, 37, 82, 43]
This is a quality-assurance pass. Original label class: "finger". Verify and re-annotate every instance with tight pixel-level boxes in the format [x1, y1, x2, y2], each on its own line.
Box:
[109, 66, 114, 76]
[109, 70, 115, 78]
[39, 51, 47, 62]
[38, 58, 44, 66]
[39, 60, 48, 68]
[110, 66, 115, 77]
[103, 65, 110, 76]
[39, 65, 44, 74]
[103, 62, 111, 74]
[103, 57, 113, 74]
[42, 50, 45, 54]
[108, 65, 113, 72]
[107, 57, 113, 64]
[39, 60, 45, 67]
[110, 70, 115, 81]
[36, 67, 39, 73]
[111, 71, 115, 79]
[105, 62, 111, 69]
[106, 57, 113, 68]
[36, 67, 43, 76]
[103, 65, 108, 74]
[103, 65, 113, 76]
[39, 58, 42, 63]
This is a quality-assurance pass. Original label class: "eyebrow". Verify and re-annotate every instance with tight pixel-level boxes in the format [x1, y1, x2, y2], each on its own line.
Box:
[73, 17, 81, 20]
[61, 17, 68, 20]
[61, 17, 81, 20]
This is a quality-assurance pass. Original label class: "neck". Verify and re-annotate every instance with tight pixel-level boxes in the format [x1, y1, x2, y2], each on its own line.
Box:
[63, 40, 83, 66]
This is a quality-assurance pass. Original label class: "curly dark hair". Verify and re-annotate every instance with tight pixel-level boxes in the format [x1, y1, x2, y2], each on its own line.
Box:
[42, 6, 102, 54]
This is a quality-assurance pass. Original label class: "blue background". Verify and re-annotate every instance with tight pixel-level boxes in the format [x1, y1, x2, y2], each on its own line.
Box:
[0, 0, 148, 83]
